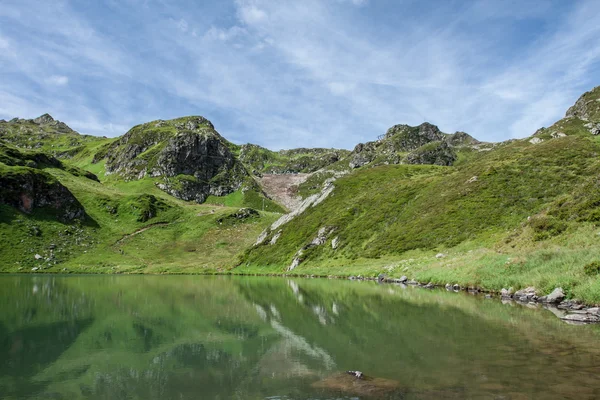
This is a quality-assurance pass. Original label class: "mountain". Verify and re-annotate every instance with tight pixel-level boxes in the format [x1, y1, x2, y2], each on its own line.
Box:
[93, 116, 248, 203]
[347, 122, 486, 169]
[2, 86, 600, 302]
[239, 86, 600, 302]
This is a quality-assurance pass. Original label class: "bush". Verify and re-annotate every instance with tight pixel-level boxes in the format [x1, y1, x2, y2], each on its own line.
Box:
[584, 261, 600, 276]
[528, 215, 567, 241]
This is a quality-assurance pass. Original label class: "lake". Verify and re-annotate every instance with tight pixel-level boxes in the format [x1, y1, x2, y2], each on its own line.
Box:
[1, 275, 600, 399]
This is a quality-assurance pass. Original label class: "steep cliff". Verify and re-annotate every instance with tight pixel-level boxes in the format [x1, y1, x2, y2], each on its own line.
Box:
[96, 116, 248, 203]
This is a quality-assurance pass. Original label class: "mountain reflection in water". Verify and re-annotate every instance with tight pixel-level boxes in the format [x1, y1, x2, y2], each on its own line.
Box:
[1, 275, 600, 400]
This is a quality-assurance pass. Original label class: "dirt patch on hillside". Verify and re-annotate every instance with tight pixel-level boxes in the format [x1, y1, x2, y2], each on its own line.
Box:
[259, 173, 310, 211]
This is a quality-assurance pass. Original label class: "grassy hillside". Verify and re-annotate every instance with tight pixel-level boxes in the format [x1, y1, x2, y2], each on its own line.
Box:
[3, 86, 600, 303]
[0, 114, 109, 158]
[240, 87, 600, 302]
[0, 138, 281, 273]
[238, 144, 350, 174]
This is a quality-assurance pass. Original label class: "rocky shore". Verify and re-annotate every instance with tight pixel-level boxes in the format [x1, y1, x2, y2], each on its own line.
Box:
[231, 271, 600, 325]
[377, 275, 600, 324]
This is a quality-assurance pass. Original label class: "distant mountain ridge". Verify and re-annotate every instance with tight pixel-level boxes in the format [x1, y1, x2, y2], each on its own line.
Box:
[2, 86, 600, 306]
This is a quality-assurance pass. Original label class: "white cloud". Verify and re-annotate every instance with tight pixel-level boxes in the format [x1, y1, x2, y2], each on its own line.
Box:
[0, 36, 9, 49]
[204, 25, 247, 42]
[176, 18, 188, 33]
[1, 0, 600, 149]
[46, 75, 69, 86]
[337, 0, 368, 6]
[236, 1, 268, 25]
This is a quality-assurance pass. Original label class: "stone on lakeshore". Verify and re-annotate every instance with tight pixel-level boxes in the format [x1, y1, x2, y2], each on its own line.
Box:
[399, 276, 408, 283]
[452, 284, 460, 291]
[541, 287, 565, 304]
[514, 287, 536, 299]
[586, 307, 600, 315]
[561, 313, 600, 324]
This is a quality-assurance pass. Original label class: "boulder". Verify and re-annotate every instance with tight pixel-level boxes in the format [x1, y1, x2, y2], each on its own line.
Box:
[514, 287, 536, 298]
[561, 313, 600, 324]
[528, 137, 543, 144]
[540, 287, 565, 304]
[586, 307, 600, 315]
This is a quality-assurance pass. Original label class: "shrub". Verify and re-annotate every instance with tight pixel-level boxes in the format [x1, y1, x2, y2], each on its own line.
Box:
[528, 215, 567, 241]
[584, 261, 600, 276]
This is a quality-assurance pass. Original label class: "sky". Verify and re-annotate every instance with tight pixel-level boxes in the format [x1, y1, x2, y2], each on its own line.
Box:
[1, 0, 600, 150]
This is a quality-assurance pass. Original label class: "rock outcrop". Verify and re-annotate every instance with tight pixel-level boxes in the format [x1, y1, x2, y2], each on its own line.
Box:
[348, 122, 482, 169]
[97, 116, 248, 203]
[238, 144, 350, 175]
[566, 86, 600, 122]
[0, 167, 85, 221]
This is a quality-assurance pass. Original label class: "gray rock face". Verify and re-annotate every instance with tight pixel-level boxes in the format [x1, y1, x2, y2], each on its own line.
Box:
[566, 89, 597, 121]
[584, 122, 600, 135]
[348, 122, 477, 169]
[562, 313, 600, 323]
[0, 168, 85, 221]
[101, 116, 247, 203]
[31, 113, 75, 133]
[540, 287, 565, 304]
[405, 141, 456, 166]
[33, 113, 55, 124]
[385, 122, 445, 150]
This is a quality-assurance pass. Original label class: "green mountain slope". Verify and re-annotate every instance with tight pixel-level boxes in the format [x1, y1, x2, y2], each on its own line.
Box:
[240, 86, 600, 302]
[2, 86, 600, 302]
[0, 116, 283, 272]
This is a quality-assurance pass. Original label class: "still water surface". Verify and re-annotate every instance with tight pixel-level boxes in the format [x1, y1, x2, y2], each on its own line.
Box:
[2, 275, 600, 399]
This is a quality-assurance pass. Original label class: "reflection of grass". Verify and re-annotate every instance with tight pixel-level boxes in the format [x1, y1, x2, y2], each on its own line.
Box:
[4, 275, 600, 399]
[0, 158, 280, 273]
[241, 133, 600, 303]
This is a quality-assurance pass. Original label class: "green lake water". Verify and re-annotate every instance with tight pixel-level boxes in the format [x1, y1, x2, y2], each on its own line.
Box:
[1, 275, 600, 399]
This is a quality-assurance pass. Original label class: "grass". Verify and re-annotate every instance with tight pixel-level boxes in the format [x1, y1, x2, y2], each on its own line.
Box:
[4, 88, 600, 304]
[0, 141, 281, 274]
[240, 132, 600, 304]
[238, 143, 350, 174]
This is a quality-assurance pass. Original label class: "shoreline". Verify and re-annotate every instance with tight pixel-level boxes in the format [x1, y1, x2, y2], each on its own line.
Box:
[4, 269, 600, 324]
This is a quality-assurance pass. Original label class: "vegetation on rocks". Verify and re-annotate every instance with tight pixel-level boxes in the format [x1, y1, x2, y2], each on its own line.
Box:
[3, 86, 600, 303]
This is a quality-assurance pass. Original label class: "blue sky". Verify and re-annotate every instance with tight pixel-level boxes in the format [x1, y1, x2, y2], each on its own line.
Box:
[1, 0, 599, 149]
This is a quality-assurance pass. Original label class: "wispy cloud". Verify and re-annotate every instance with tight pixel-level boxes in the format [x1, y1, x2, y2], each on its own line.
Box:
[0, 0, 599, 148]
[46, 75, 69, 86]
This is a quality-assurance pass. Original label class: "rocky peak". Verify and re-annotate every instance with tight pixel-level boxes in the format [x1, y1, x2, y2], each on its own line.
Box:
[566, 86, 600, 122]
[99, 116, 247, 203]
[445, 131, 480, 146]
[33, 113, 55, 124]
[348, 122, 481, 169]
[383, 122, 445, 152]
